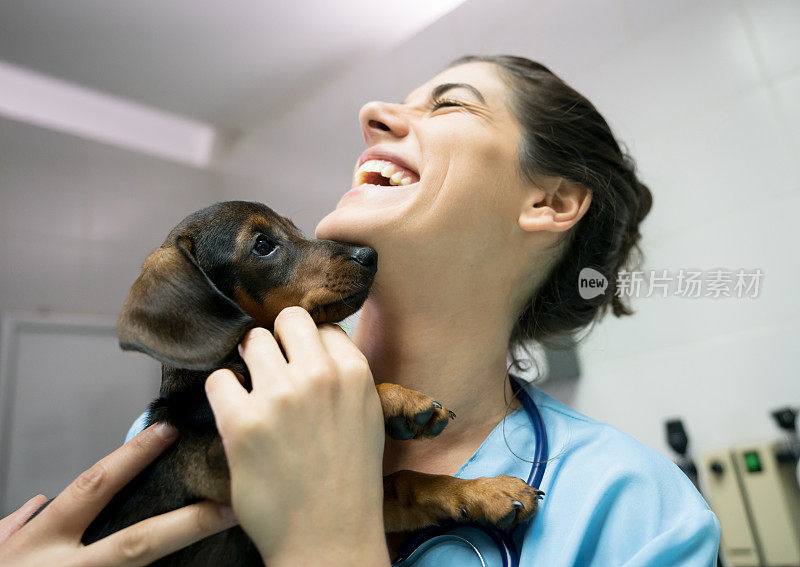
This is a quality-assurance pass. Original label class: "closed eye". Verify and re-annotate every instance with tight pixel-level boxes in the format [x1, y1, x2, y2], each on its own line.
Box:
[431, 97, 463, 111]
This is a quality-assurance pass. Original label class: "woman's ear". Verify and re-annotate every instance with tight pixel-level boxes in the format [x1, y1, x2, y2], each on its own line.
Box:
[118, 236, 254, 370]
[518, 176, 592, 233]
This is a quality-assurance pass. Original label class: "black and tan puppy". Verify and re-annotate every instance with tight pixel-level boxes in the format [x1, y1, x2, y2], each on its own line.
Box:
[82, 201, 538, 565]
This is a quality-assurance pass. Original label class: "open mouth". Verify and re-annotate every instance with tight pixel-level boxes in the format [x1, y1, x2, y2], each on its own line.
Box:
[353, 159, 420, 189]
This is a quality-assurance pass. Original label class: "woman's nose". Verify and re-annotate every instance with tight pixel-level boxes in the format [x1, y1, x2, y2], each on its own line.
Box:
[358, 100, 410, 144]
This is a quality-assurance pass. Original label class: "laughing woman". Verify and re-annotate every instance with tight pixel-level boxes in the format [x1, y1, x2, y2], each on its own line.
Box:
[0, 55, 720, 566]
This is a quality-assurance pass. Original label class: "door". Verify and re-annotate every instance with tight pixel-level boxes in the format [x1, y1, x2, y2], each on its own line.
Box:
[0, 313, 160, 515]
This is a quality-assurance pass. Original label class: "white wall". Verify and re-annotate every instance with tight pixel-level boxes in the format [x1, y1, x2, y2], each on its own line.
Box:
[213, 0, 800, 459]
[0, 116, 222, 316]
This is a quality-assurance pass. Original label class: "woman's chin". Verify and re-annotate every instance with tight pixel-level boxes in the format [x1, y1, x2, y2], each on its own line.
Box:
[315, 184, 417, 243]
[315, 205, 377, 244]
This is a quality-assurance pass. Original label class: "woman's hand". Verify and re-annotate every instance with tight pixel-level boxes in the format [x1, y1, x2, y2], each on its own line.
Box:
[205, 307, 390, 567]
[0, 423, 238, 567]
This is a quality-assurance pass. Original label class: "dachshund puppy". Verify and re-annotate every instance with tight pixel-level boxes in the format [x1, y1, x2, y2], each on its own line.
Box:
[81, 201, 539, 565]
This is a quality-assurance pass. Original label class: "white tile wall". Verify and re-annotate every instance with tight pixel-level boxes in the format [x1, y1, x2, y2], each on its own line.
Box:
[0, 117, 221, 316]
[772, 72, 800, 174]
[0, 120, 91, 242]
[574, 316, 800, 457]
[634, 85, 797, 241]
[572, 2, 762, 143]
[578, 190, 800, 366]
[738, 0, 800, 81]
[618, 0, 706, 40]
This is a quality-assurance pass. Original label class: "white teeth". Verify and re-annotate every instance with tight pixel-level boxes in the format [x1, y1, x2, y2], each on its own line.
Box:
[364, 160, 383, 172]
[355, 158, 418, 187]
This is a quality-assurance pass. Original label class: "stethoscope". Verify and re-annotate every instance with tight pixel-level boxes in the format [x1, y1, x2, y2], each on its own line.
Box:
[392, 374, 548, 567]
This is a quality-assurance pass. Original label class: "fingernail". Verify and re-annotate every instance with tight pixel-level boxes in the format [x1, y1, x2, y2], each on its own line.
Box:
[154, 422, 179, 441]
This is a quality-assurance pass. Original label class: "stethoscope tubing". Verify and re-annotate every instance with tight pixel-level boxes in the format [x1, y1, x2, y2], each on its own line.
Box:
[394, 374, 548, 567]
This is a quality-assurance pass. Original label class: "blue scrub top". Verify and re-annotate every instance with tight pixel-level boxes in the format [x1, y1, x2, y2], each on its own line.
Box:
[125, 381, 720, 566]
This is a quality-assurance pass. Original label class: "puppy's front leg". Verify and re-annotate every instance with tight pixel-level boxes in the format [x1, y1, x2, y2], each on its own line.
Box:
[376, 383, 455, 440]
[383, 470, 542, 533]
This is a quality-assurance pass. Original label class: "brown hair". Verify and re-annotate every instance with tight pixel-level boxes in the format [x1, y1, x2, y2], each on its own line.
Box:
[450, 55, 653, 354]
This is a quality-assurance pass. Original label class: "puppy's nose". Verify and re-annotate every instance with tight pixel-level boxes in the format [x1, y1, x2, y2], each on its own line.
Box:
[350, 246, 378, 272]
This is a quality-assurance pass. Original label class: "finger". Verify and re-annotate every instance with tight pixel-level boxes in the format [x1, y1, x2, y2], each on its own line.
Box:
[82, 500, 237, 567]
[317, 323, 365, 361]
[0, 493, 48, 543]
[238, 327, 291, 392]
[37, 422, 178, 537]
[205, 369, 249, 434]
[271, 306, 329, 367]
[318, 325, 376, 400]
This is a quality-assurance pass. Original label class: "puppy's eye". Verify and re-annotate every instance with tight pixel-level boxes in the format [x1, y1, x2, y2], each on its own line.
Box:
[253, 235, 279, 257]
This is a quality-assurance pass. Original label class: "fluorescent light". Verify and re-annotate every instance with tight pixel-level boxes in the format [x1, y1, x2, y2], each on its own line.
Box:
[0, 60, 216, 168]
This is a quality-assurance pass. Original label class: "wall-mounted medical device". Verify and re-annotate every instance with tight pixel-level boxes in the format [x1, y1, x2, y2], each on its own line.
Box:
[700, 407, 800, 567]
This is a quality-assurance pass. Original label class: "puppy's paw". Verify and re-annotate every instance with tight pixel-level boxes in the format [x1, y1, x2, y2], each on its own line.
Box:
[451, 475, 542, 529]
[377, 383, 455, 440]
[383, 470, 543, 533]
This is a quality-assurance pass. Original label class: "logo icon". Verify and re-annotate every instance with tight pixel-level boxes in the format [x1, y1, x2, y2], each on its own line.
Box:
[578, 267, 608, 299]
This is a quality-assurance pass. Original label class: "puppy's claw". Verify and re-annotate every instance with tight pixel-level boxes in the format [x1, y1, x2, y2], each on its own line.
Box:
[448, 410, 457, 420]
[512, 500, 524, 510]
[459, 507, 470, 520]
[432, 401, 442, 409]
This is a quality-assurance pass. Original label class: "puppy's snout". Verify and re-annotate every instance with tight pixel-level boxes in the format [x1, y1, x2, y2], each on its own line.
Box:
[349, 246, 378, 273]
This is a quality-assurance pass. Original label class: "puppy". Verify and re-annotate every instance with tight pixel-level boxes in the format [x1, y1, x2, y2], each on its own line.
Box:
[82, 201, 539, 565]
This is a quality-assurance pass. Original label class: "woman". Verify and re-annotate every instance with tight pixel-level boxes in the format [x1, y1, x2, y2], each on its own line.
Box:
[0, 55, 720, 566]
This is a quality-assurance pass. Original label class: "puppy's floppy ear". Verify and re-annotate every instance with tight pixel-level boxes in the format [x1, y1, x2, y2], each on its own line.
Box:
[119, 236, 254, 370]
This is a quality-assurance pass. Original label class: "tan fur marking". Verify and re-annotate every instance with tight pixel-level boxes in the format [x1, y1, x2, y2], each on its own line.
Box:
[231, 240, 365, 325]
[141, 246, 177, 271]
[175, 435, 231, 504]
[235, 215, 273, 251]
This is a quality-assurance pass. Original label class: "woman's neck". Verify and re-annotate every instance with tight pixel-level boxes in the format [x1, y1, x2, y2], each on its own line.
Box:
[353, 292, 521, 477]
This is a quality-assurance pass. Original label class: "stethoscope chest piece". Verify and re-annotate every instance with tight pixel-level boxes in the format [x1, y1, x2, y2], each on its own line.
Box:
[393, 525, 514, 567]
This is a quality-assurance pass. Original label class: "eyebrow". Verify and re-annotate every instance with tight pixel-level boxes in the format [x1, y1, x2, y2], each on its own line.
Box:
[406, 82, 487, 105]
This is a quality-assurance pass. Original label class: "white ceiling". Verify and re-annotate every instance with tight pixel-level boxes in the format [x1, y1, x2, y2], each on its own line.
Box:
[0, 0, 466, 131]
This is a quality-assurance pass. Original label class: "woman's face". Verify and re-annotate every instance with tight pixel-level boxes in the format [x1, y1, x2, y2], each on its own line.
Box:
[315, 61, 553, 309]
